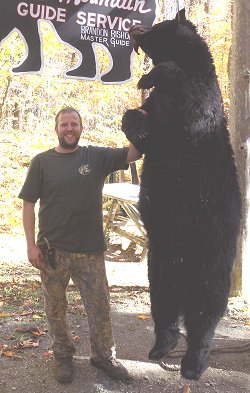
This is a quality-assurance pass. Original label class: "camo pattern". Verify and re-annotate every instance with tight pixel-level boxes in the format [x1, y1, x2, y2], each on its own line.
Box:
[40, 248, 116, 360]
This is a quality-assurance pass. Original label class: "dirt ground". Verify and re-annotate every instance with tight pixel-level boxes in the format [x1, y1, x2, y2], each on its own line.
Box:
[0, 234, 250, 393]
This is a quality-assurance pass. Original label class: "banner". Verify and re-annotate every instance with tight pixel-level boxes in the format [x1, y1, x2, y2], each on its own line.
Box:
[0, 0, 158, 84]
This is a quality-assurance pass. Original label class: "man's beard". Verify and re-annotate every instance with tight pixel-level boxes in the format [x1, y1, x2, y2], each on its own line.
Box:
[58, 135, 80, 149]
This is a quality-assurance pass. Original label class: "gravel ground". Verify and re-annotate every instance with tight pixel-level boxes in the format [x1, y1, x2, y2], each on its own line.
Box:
[0, 234, 250, 393]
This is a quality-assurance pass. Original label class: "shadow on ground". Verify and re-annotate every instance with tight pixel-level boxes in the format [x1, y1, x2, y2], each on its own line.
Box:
[0, 234, 250, 392]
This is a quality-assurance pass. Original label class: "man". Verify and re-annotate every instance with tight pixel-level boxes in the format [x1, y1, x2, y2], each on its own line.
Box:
[18, 107, 141, 383]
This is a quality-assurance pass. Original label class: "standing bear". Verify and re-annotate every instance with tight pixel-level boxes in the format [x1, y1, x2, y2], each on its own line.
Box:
[122, 10, 242, 380]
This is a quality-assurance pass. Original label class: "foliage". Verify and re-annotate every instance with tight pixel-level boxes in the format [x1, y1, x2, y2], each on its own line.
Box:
[0, 2, 233, 234]
[188, 0, 233, 114]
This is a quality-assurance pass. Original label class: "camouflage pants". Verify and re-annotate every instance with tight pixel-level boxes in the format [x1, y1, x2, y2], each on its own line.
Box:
[40, 248, 116, 360]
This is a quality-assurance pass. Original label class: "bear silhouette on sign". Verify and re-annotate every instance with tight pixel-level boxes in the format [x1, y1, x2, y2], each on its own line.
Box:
[122, 10, 242, 380]
[0, 0, 156, 83]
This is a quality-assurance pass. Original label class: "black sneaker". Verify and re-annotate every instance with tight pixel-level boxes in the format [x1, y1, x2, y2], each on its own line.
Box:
[90, 357, 130, 381]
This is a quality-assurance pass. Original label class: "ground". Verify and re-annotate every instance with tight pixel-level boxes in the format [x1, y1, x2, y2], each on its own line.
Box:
[0, 233, 249, 393]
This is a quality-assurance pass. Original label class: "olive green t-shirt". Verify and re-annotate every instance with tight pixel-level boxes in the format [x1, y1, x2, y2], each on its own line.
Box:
[18, 146, 129, 253]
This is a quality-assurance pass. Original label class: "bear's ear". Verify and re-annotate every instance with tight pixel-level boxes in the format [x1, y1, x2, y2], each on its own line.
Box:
[175, 8, 186, 24]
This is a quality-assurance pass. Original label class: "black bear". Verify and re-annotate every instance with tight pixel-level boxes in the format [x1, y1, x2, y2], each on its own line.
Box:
[122, 10, 242, 380]
[0, 0, 156, 83]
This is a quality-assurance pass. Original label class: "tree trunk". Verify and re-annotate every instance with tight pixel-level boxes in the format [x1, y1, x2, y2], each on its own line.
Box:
[229, 0, 250, 300]
[12, 102, 20, 129]
[130, 162, 139, 184]
[0, 75, 11, 120]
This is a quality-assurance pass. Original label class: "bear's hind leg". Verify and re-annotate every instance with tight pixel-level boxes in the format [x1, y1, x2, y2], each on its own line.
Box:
[148, 251, 182, 360]
[181, 320, 216, 380]
[181, 271, 230, 380]
[149, 324, 181, 360]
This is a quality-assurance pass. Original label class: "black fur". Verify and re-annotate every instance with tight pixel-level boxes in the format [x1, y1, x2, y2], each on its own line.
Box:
[122, 11, 242, 380]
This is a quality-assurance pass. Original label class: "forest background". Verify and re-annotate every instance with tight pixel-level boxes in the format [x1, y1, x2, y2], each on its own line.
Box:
[0, 0, 234, 234]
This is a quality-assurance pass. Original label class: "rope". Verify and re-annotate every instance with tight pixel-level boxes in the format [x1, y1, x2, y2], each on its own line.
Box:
[159, 332, 250, 371]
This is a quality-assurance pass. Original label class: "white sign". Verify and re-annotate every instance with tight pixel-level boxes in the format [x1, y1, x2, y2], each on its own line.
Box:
[165, 0, 185, 19]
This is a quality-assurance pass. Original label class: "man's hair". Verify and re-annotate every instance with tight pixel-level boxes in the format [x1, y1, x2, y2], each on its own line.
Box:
[55, 107, 83, 128]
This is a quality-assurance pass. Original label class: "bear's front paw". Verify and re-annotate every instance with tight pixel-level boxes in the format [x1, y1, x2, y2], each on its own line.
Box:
[122, 109, 149, 153]
[138, 74, 154, 90]
[122, 109, 148, 137]
[138, 62, 186, 91]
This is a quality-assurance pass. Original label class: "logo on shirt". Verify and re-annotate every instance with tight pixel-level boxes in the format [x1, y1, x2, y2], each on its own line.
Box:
[78, 164, 91, 175]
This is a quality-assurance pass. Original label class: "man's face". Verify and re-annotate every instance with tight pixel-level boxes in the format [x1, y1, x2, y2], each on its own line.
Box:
[55, 111, 83, 150]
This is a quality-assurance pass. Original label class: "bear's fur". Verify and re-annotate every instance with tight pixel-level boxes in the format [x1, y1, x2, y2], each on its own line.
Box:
[122, 10, 242, 380]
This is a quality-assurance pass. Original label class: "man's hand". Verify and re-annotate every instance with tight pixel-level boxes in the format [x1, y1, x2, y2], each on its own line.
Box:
[22, 200, 45, 270]
[27, 243, 45, 270]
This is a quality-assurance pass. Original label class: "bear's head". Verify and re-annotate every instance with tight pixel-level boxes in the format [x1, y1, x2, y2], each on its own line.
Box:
[130, 9, 212, 73]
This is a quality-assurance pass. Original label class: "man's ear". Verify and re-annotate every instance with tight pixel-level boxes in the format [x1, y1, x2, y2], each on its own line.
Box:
[175, 8, 186, 23]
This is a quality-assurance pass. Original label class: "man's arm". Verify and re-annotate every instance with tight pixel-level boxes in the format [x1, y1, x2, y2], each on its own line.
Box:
[126, 142, 142, 164]
[22, 200, 44, 270]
